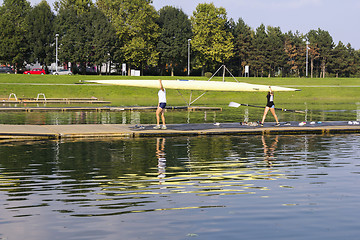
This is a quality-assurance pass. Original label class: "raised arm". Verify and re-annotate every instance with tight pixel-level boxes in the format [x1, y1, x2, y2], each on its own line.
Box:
[269, 86, 273, 94]
[159, 79, 164, 91]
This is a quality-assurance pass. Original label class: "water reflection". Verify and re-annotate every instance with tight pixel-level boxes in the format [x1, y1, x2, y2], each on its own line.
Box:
[1, 135, 360, 240]
[262, 135, 278, 166]
[0, 102, 359, 125]
[156, 138, 166, 184]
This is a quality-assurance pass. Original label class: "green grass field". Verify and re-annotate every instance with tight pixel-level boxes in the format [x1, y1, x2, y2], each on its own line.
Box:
[0, 74, 359, 111]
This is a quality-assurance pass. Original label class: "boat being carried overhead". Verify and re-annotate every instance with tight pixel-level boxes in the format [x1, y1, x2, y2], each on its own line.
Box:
[85, 79, 300, 92]
[85, 65, 300, 106]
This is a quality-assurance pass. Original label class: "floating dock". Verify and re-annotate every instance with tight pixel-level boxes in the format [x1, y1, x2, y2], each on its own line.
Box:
[1, 97, 111, 104]
[0, 121, 359, 141]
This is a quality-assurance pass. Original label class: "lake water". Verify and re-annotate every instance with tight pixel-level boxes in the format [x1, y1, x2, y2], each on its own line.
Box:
[0, 104, 359, 125]
[1, 134, 360, 240]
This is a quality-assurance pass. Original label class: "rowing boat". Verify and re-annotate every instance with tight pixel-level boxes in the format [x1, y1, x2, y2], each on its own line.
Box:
[86, 79, 300, 92]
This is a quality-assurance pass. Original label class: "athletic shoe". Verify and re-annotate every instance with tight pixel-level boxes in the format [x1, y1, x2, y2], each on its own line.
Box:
[260, 123, 264, 127]
[153, 125, 161, 129]
[161, 125, 167, 129]
[275, 123, 280, 126]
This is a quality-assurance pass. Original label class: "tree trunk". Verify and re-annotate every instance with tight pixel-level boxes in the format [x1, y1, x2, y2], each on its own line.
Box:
[321, 59, 326, 78]
[222, 66, 226, 82]
[310, 58, 314, 78]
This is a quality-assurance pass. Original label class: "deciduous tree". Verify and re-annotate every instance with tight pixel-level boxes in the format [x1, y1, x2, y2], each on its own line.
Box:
[0, 0, 31, 71]
[97, 0, 160, 75]
[157, 6, 192, 76]
[27, 0, 56, 70]
[190, 3, 234, 75]
[56, 3, 115, 74]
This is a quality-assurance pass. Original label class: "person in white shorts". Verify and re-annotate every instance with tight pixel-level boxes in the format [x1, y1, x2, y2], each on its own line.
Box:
[154, 79, 167, 129]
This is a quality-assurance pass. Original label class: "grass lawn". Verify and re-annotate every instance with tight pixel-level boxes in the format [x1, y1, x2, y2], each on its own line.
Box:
[0, 74, 359, 110]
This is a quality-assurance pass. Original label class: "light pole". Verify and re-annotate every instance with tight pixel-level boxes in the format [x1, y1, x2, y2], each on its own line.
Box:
[187, 39, 191, 76]
[306, 40, 309, 77]
[55, 34, 59, 73]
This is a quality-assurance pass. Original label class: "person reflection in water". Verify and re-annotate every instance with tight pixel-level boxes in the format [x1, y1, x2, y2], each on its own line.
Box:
[262, 135, 278, 167]
[156, 138, 166, 184]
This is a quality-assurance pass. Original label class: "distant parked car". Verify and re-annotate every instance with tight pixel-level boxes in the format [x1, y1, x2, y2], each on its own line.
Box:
[52, 69, 73, 75]
[23, 68, 46, 75]
[0, 66, 14, 74]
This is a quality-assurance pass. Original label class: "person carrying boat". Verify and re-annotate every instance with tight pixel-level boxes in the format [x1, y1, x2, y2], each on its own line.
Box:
[154, 79, 167, 129]
[260, 86, 280, 126]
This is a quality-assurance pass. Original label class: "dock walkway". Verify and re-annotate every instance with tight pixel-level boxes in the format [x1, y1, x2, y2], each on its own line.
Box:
[0, 121, 359, 141]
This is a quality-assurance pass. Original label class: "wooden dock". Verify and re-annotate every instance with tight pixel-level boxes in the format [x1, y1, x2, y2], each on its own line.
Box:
[1, 97, 111, 104]
[0, 121, 359, 141]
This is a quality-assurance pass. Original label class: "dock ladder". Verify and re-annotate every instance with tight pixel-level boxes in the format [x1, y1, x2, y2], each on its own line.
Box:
[8, 93, 18, 101]
[36, 93, 47, 102]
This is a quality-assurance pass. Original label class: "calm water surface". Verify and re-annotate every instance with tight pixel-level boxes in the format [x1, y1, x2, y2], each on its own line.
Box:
[0, 105, 359, 125]
[1, 134, 360, 240]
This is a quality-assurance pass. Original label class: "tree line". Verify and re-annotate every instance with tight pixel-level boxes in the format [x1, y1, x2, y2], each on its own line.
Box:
[1, 0, 359, 77]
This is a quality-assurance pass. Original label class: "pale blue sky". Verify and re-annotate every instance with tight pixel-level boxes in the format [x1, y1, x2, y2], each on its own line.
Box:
[2, 0, 359, 49]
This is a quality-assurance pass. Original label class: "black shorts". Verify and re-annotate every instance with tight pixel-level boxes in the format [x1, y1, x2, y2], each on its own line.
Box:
[159, 102, 166, 109]
[266, 102, 274, 108]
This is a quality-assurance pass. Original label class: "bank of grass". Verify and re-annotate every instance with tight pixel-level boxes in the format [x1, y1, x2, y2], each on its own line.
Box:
[0, 74, 359, 110]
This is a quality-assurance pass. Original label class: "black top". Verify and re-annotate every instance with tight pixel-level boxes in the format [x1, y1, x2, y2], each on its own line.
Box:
[266, 92, 274, 108]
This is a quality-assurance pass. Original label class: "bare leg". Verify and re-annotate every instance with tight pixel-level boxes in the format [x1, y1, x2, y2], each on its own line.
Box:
[156, 107, 162, 125]
[161, 110, 166, 126]
[261, 107, 270, 123]
[269, 108, 279, 124]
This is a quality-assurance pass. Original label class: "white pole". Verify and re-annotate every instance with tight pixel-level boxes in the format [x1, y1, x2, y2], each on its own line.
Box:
[188, 39, 191, 76]
[306, 40, 309, 77]
[55, 34, 59, 73]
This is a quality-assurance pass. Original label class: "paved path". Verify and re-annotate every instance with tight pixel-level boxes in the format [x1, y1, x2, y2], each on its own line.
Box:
[0, 121, 359, 141]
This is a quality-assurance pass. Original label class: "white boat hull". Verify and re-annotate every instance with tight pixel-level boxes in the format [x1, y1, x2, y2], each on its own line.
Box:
[86, 79, 300, 92]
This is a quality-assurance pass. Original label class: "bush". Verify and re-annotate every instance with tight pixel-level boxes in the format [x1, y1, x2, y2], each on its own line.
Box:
[204, 72, 212, 78]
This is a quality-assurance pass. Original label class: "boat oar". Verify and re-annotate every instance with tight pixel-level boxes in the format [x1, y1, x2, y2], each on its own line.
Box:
[229, 102, 305, 114]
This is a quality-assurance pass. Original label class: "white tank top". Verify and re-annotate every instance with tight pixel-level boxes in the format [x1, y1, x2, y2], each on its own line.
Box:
[269, 95, 274, 102]
[158, 89, 166, 103]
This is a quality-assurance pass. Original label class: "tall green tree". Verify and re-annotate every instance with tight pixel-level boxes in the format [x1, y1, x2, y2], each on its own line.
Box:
[84, 7, 117, 74]
[97, 0, 160, 75]
[54, 0, 93, 14]
[232, 18, 253, 76]
[266, 26, 285, 77]
[56, 2, 116, 74]
[250, 24, 268, 77]
[27, 0, 55, 70]
[346, 44, 360, 76]
[284, 31, 306, 77]
[307, 28, 334, 78]
[330, 41, 353, 77]
[157, 6, 192, 76]
[0, 0, 31, 71]
[190, 3, 234, 75]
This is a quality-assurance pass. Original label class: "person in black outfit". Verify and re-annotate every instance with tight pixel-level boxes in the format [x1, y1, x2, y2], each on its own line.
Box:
[260, 86, 280, 126]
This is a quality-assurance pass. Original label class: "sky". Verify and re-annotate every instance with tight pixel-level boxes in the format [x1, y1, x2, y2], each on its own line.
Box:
[1, 0, 360, 49]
